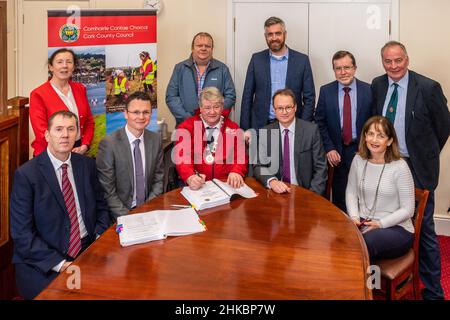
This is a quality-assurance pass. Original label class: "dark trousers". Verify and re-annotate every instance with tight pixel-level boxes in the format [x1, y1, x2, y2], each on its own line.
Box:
[332, 142, 357, 212]
[363, 226, 414, 262]
[404, 158, 444, 300]
[15, 236, 92, 300]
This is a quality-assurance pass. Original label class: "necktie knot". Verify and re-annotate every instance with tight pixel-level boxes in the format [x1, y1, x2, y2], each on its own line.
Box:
[343, 87, 351, 94]
[393, 82, 399, 88]
[133, 139, 141, 147]
[284, 128, 289, 135]
[61, 163, 68, 172]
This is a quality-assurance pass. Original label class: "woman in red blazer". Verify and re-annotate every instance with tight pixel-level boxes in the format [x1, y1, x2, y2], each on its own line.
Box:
[30, 48, 94, 156]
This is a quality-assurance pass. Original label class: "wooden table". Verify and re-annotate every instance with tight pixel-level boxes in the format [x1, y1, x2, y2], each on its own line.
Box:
[36, 178, 372, 300]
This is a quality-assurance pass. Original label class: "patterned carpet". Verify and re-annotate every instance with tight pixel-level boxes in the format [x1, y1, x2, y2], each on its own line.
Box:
[439, 235, 450, 300]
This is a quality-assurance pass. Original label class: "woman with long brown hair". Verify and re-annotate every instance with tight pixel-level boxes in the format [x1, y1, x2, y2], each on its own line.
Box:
[346, 116, 415, 260]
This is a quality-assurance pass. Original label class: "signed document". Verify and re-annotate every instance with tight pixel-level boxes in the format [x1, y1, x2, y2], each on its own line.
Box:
[117, 208, 206, 247]
[180, 179, 258, 210]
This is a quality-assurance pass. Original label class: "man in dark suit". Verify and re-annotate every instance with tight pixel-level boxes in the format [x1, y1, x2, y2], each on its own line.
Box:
[372, 41, 450, 300]
[240, 16, 315, 131]
[254, 88, 327, 195]
[96, 91, 164, 220]
[10, 110, 110, 299]
[315, 51, 373, 211]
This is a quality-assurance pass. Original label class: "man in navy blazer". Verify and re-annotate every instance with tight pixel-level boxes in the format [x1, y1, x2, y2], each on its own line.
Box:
[240, 16, 315, 131]
[10, 110, 110, 299]
[315, 51, 373, 212]
[372, 41, 450, 300]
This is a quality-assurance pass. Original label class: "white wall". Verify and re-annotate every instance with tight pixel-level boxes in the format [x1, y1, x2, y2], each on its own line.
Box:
[399, 0, 450, 219]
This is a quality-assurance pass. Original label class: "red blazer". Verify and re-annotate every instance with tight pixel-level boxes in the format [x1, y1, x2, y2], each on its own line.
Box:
[30, 81, 95, 156]
[174, 114, 248, 182]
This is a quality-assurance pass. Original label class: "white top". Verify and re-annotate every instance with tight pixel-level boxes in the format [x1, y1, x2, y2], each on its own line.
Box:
[346, 154, 415, 233]
[47, 148, 88, 272]
[125, 125, 146, 208]
[51, 83, 81, 140]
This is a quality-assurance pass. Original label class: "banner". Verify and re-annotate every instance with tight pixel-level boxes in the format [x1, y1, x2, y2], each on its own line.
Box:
[48, 9, 158, 156]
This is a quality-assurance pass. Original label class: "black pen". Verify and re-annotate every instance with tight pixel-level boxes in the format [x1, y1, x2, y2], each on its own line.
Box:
[194, 170, 201, 177]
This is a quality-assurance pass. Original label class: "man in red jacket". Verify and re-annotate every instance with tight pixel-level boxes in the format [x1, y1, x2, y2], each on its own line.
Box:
[173, 87, 247, 190]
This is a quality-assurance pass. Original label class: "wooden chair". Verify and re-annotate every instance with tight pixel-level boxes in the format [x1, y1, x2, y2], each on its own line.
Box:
[374, 188, 429, 300]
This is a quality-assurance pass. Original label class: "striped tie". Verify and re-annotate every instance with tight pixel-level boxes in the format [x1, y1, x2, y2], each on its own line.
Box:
[61, 164, 81, 259]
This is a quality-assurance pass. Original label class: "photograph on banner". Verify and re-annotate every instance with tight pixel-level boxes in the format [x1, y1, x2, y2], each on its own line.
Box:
[47, 9, 158, 157]
[105, 43, 158, 136]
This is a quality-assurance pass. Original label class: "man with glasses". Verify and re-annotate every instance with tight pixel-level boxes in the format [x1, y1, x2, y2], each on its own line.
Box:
[96, 91, 164, 220]
[254, 89, 327, 195]
[174, 87, 247, 190]
[314, 51, 373, 211]
[166, 32, 236, 126]
[240, 16, 315, 131]
[372, 41, 450, 300]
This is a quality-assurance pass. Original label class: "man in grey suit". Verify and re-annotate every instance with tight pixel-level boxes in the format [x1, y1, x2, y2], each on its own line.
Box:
[96, 91, 164, 220]
[254, 88, 327, 195]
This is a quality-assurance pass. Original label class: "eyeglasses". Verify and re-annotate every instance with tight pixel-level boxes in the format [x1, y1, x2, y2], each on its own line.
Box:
[127, 110, 151, 117]
[334, 66, 354, 72]
[274, 105, 295, 113]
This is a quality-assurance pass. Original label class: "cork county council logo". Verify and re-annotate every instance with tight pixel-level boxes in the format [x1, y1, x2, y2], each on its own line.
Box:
[59, 24, 80, 43]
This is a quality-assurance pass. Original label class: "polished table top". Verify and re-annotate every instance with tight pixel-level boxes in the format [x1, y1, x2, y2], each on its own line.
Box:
[37, 178, 371, 300]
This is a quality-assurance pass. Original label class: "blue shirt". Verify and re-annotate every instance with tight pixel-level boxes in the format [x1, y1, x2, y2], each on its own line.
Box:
[193, 60, 210, 97]
[382, 71, 409, 157]
[338, 80, 358, 141]
[269, 49, 289, 120]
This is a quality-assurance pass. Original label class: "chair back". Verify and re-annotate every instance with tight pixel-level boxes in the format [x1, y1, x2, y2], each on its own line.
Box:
[412, 188, 429, 253]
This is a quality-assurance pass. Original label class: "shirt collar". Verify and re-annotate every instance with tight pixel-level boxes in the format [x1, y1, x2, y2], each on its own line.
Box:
[338, 78, 357, 92]
[193, 60, 211, 72]
[125, 125, 144, 145]
[388, 70, 409, 89]
[202, 118, 221, 131]
[50, 82, 73, 97]
[279, 119, 296, 133]
[269, 48, 289, 61]
[47, 147, 72, 171]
